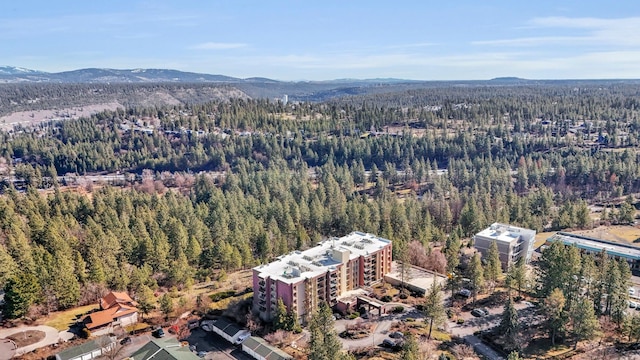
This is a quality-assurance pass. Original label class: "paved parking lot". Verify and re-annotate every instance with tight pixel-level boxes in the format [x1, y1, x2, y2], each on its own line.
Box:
[187, 328, 252, 360]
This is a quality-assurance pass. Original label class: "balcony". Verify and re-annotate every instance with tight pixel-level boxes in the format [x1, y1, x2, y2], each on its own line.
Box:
[259, 280, 266, 286]
[259, 306, 267, 312]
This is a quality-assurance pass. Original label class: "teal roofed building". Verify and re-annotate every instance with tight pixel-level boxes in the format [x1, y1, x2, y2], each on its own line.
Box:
[129, 338, 199, 360]
[241, 336, 292, 360]
[55, 336, 116, 360]
[546, 232, 640, 275]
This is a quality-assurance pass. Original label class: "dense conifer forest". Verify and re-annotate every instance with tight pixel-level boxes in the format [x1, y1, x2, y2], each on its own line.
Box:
[1, 83, 640, 317]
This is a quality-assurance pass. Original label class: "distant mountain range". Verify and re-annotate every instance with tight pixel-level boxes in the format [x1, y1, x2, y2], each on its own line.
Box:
[0, 65, 431, 85]
[3, 66, 640, 107]
[0, 66, 248, 83]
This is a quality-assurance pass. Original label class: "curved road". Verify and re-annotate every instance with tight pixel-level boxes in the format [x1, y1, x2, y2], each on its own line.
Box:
[0, 325, 61, 357]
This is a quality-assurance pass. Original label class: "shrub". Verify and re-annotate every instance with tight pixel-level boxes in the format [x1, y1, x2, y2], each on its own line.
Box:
[381, 295, 393, 302]
[392, 306, 405, 314]
[209, 290, 236, 302]
[457, 318, 465, 324]
[81, 328, 91, 339]
[264, 329, 293, 346]
[404, 317, 415, 322]
[399, 293, 408, 300]
[348, 312, 360, 319]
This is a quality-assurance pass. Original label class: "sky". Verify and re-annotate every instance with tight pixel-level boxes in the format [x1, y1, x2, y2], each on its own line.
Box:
[2, 0, 640, 81]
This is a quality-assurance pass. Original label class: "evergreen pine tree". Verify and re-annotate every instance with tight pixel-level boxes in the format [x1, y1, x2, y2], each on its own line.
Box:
[309, 302, 346, 360]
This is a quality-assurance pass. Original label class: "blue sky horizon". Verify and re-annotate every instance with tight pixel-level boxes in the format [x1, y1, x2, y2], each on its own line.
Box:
[3, 1, 640, 81]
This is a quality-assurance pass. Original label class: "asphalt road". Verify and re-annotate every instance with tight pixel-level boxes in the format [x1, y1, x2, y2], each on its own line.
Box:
[336, 306, 418, 350]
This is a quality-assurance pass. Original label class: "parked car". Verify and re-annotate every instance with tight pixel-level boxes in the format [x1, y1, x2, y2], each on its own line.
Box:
[471, 308, 488, 317]
[389, 331, 404, 339]
[629, 301, 638, 309]
[197, 351, 207, 358]
[120, 337, 132, 345]
[187, 319, 200, 329]
[458, 289, 471, 298]
[630, 288, 636, 296]
[152, 328, 165, 338]
[235, 331, 251, 344]
[381, 338, 397, 348]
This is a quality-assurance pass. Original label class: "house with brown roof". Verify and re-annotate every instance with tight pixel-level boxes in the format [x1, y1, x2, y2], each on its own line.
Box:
[83, 291, 139, 331]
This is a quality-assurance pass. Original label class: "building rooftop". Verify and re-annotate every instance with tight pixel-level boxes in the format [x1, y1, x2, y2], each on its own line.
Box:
[242, 336, 292, 360]
[211, 317, 243, 337]
[253, 232, 391, 284]
[548, 232, 640, 260]
[130, 338, 199, 360]
[84, 304, 138, 329]
[475, 223, 535, 244]
[55, 336, 114, 360]
[100, 291, 138, 309]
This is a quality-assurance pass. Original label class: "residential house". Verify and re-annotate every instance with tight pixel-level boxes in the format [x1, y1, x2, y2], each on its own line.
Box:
[83, 291, 139, 331]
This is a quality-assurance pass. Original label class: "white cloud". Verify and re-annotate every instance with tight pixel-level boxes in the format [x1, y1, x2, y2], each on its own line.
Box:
[475, 16, 640, 48]
[472, 36, 589, 47]
[190, 42, 247, 50]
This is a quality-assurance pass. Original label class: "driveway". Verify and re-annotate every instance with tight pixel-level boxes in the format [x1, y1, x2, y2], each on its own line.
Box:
[0, 339, 17, 360]
[0, 325, 60, 356]
[186, 328, 252, 360]
[464, 334, 505, 360]
[118, 333, 152, 359]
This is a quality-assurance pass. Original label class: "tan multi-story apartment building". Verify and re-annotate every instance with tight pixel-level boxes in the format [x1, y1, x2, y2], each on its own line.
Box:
[473, 223, 536, 271]
[252, 232, 392, 322]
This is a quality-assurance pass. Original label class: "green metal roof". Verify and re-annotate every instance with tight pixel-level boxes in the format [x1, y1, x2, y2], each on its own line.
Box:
[130, 338, 199, 360]
[55, 336, 114, 360]
[242, 336, 292, 360]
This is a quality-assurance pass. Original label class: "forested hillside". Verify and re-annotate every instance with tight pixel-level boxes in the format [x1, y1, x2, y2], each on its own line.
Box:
[1, 83, 640, 318]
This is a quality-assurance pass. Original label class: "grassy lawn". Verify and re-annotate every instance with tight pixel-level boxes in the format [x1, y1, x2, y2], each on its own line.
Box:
[210, 292, 253, 310]
[523, 337, 572, 359]
[534, 232, 556, 249]
[43, 304, 98, 331]
[125, 322, 151, 333]
[608, 225, 640, 243]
